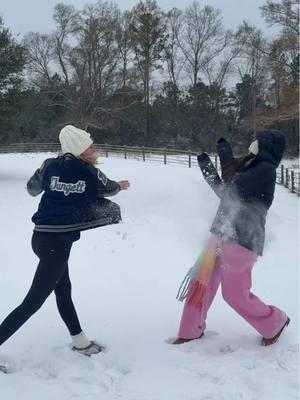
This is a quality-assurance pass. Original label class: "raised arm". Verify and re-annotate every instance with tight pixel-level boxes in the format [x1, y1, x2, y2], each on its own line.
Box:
[217, 138, 235, 167]
[197, 153, 223, 198]
[217, 138, 238, 182]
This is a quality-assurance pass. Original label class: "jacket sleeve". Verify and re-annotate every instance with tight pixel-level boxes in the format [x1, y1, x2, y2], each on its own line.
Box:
[197, 153, 223, 198]
[90, 166, 120, 197]
[26, 158, 54, 196]
[217, 138, 235, 168]
[217, 138, 238, 182]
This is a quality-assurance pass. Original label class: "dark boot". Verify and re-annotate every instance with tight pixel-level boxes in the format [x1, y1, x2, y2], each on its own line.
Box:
[261, 317, 290, 346]
[172, 333, 204, 344]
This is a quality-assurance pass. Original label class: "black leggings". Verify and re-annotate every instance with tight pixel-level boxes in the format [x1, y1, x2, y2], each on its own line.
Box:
[0, 231, 82, 346]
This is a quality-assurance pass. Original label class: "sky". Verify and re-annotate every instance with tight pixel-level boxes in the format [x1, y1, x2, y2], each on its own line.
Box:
[1, 0, 279, 38]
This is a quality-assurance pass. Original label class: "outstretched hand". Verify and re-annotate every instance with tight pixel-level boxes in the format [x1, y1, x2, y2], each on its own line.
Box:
[118, 180, 130, 191]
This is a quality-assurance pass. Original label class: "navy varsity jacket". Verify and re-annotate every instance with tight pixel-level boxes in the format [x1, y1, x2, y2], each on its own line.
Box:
[27, 154, 122, 233]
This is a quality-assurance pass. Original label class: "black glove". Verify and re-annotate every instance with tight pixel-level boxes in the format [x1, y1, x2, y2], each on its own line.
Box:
[217, 137, 227, 144]
[197, 152, 210, 167]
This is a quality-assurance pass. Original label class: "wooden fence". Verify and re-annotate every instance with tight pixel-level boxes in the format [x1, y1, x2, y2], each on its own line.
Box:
[0, 142, 299, 196]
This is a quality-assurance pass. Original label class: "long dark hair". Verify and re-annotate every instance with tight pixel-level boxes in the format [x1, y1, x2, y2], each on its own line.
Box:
[221, 153, 256, 182]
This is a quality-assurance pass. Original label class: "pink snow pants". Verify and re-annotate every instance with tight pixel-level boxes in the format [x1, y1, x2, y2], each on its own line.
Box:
[178, 236, 287, 339]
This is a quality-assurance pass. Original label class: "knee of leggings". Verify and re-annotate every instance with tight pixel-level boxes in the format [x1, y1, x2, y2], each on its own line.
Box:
[55, 289, 72, 304]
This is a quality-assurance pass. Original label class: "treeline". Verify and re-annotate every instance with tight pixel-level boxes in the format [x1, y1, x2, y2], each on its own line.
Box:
[0, 0, 299, 154]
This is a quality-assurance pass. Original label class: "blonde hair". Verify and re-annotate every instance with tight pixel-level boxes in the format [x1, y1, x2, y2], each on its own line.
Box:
[80, 152, 99, 166]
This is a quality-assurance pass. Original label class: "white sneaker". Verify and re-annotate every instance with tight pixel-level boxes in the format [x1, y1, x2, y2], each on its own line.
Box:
[72, 341, 105, 357]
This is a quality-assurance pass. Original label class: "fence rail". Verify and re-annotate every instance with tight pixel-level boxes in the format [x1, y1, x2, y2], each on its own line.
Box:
[0, 142, 299, 196]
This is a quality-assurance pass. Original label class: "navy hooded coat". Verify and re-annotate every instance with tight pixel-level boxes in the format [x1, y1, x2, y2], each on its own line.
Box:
[209, 130, 285, 255]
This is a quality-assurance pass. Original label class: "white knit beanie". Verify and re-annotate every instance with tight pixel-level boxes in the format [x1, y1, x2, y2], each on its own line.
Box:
[248, 139, 259, 155]
[59, 125, 93, 156]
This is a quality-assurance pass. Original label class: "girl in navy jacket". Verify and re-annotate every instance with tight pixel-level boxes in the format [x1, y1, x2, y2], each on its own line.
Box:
[0, 125, 130, 362]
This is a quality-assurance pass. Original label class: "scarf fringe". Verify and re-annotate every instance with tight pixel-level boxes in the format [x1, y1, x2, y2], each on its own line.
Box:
[176, 263, 202, 302]
[176, 237, 221, 306]
[176, 269, 193, 302]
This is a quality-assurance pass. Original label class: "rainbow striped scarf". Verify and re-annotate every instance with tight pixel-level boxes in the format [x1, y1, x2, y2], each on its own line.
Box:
[176, 236, 220, 308]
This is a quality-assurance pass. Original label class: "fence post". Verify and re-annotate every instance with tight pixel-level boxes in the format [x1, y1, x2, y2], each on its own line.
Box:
[298, 173, 300, 197]
[164, 149, 167, 165]
[124, 146, 127, 160]
[285, 168, 289, 188]
[214, 155, 218, 169]
[281, 165, 284, 184]
[291, 170, 295, 193]
[105, 150, 108, 158]
[188, 151, 191, 168]
[142, 147, 145, 162]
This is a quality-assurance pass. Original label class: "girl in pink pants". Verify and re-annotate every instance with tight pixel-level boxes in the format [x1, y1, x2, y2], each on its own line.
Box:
[174, 130, 289, 346]
[178, 235, 287, 342]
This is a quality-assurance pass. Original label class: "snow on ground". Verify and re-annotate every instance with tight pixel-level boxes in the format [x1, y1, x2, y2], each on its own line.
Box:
[0, 153, 299, 400]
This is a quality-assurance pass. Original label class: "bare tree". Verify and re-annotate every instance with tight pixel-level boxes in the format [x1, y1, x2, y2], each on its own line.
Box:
[52, 3, 80, 85]
[24, 32, 54, 85]
[116, 10, 134, 88]
[69, 1, 120, 121]
[24, 30, 77, 120]
[260, 0, 299, 35]
[201, 31, 243, 144]
[234, 22, 269, 136]
[24, 6, 81, 116]
[203, 31, 243, 89]
[164, 8, 184, 88]
[178, 2, 228, 87]
[260, 0, 299, 77]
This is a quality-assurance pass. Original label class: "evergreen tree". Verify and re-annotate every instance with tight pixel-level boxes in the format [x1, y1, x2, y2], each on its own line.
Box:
[0, 17, 26, 142]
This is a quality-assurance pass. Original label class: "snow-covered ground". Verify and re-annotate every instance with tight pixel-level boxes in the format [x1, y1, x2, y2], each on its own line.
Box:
[0, 153, 298, 400]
